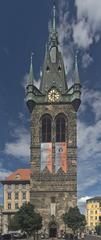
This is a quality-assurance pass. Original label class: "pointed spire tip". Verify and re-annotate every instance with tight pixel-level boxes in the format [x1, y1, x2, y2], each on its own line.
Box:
[28, 52, 35, 86]
[31, 52, 34, 63]
[74, 50, 80, 84]
[75, 49, 79, 62]
[52, 1, 56, 32]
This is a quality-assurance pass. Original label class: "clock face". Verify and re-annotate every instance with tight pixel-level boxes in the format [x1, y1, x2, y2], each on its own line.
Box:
[48, 89, 60, 102]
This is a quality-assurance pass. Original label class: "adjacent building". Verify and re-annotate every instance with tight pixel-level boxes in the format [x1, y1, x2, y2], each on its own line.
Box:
[26, 4, 81, 236]
[86, 197, 101, 231]
[1, 169, 31, 233]
[0, 207, 3, 234]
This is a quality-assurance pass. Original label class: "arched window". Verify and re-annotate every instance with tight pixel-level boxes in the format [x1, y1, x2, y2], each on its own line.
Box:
[42, 115, 51, 142]
[56, 115, 66, 142]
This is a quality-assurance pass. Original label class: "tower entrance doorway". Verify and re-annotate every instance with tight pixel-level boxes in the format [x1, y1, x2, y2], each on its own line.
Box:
[49, 222, 57, 238]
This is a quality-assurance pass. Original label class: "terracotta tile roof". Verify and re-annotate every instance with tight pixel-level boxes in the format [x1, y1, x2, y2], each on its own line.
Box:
[6, 169, 32, 181]
[87, 196, 101, 202]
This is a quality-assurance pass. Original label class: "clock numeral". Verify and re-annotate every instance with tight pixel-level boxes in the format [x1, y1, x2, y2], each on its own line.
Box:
[48, 89, 60, 102]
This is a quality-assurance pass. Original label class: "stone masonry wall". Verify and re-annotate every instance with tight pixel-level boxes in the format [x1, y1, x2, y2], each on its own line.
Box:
[30, 103, 77, 232]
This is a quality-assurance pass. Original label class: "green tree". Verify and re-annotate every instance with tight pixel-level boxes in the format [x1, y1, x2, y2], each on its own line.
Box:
[9, 203, 42, 238]
[9, 215, 20, 231]
[95, 224, 101, 235]
[63, 206, 86, 234]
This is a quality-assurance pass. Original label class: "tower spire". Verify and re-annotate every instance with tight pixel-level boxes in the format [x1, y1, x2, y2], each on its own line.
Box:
[26, 53, 35, 113]
[29, 52, 34, 85]
[48, 1, 58, 49]
[40, 2, 67, 93]
[74, 51, 80, 84]
[73, 50, 81, 111]
[53, 2, 56, 33]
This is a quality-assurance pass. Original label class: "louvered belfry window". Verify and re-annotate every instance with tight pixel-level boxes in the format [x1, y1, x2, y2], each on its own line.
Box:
[42, 115, 51, 142]
[56, 115, 65, 142]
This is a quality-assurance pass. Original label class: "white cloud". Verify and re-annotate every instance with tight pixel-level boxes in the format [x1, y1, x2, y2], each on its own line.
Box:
[78, 196, 93, 204]
[78, 161, 101, 192]
[82, 52, 93, 68]
[77, 120, 101, 160]
[58, 0, 74, 80]
[57, 0, 95, 79]
[77, 88, 101, 194]
[73, 20, 93, 49]
[58, 0, 101, 74]
[0, 169, 12, 180]
[78, 196, 94, 213]
[74, 0, 101, 49]
[95, 34, 100, 43]
[80, 88, 101, 120]
[75, 0, 101, 33]
[4, 127, 30, 159]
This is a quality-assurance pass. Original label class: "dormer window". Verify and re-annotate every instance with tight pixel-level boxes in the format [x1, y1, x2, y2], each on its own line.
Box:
[46, 66, 50, 72]
[56, 115, 66, 142]
[15, 174, 21, 180]
[58, 65, 61, 71]
[42, 115, 51, 142]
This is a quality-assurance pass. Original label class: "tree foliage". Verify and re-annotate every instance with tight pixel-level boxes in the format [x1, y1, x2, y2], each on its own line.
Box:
[63, 206, 86, 233]
[95, 224, 101, 235]
[9, 203, 42, 236]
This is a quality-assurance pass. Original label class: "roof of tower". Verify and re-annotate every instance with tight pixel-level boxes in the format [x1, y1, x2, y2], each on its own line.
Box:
[40, 3, 67, 94]
[25, 3, 81, 111]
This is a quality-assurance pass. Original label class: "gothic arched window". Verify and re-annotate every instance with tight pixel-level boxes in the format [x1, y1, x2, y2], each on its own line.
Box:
[42, 115, 51, 142]
[56, 115, 66, 142]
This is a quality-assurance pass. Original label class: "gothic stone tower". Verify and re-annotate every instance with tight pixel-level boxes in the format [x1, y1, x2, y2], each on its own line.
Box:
[26, 5, 81, 236]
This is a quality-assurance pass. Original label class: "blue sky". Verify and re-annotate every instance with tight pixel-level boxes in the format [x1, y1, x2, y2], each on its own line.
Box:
[0, 0, 101, 212]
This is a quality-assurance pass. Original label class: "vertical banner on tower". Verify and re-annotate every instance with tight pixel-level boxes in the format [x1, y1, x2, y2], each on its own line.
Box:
[55, 143, 67, 173]
[41, 143, 52, 173]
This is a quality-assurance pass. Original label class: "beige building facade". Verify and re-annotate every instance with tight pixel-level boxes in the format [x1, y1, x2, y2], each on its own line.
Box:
[1, 169, 31, 233]
[86, 197, 101, 231]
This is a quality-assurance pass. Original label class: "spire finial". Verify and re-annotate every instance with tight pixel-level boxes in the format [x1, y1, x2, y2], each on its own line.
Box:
[29, 52, 34, 85]
[30, 52, 34, 67]
[74, 50, 80, 84]
[75, 49, 78, 67]
[53, 1, 56, 32]
[48, 2, 58, 48]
